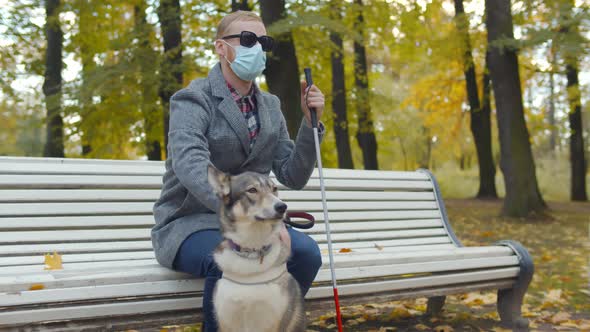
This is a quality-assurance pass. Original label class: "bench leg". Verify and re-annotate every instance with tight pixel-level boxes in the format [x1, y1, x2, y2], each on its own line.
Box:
[426, 296, 446, 316]
[495, 240, 534, 330]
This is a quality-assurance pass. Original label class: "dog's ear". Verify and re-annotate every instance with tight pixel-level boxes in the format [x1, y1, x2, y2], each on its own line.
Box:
[208, 164, 230, 197]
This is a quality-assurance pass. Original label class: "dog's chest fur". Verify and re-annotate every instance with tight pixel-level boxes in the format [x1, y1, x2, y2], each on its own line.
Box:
[214, 273, 291, 332]
[213, 236, 294, 331]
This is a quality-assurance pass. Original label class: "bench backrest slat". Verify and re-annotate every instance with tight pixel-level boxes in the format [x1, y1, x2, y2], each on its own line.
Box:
[0, 157, 454, 264]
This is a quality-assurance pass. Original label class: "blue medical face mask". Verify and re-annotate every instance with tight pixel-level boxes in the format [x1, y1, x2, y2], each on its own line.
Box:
[220, 40, 266, 81]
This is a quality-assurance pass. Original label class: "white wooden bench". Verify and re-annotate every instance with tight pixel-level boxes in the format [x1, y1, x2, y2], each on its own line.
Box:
[0, 156, 533, 330]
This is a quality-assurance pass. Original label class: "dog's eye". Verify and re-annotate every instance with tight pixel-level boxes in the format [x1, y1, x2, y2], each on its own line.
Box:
[247, 187, 258, 194]
[272, 187, 278, 192]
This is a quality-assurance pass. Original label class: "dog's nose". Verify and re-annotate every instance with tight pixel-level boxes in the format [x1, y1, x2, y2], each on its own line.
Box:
[274, 202, 287, 214]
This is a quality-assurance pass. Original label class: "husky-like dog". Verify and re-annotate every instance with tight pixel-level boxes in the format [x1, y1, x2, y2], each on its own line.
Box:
[207, 164, 306, 332]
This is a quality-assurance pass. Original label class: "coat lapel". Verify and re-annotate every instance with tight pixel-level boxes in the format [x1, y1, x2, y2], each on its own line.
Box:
[243, 91, 271, 165]
[208, 63, 250, 155]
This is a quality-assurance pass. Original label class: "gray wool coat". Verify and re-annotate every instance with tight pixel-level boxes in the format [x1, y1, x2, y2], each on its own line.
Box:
[151, 62, 325, 269]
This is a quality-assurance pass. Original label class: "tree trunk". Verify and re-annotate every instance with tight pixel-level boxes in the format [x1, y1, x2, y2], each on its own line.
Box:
[43, 0, 64, 157]
[565, 63, 588, 201]
[475, 52, 498, 198]
[559, 2, 588, 201]
[419, 127, 431, 169]
[158, 0, 183, 155]
[477, 52, 498, 198]
[260, 0, 301, 138]
[78, 0, 96, 156]
[353, 0, 378, 170]
[330, 2, 354, 169]
[548, 44, 557, 152]
[454, 0, 497, 198]
[136, 1, 162, 160]
[485, 0, 546, 217]
[231, 0, 250, 11]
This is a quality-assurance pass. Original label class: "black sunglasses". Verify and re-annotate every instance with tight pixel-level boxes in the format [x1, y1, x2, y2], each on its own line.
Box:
[221, 31, 275, 52]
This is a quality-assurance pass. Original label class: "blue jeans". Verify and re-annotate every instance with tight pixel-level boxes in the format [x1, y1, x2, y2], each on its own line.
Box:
[172, 227, 322, 332]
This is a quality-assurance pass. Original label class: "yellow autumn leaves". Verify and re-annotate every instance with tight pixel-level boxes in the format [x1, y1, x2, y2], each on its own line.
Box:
[44, 251, 63, 270]
[27, 251, 63, 292]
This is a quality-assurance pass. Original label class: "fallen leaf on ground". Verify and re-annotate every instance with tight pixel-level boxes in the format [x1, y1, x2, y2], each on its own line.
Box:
[491, 327, 512, 332]
[434, 325, 454, 332]
[388, 306, 412, 320]
[415, 323, 430, 330]
[550, 311, 572, 324]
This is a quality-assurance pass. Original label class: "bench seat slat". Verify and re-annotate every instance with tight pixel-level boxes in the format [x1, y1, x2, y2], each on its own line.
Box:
[0, 246, 514, 277]
[1, 257, 519, 306]
[0, 256, 518, 296]
[316, 256, 519, 281]
[0, 278, 514, 327]
[0, 243, 457, 268]
[313, 267, 520, 298]
[0, 189, 436, 203]
[0, 252, 509, 292]
[0, 267, 519, 322]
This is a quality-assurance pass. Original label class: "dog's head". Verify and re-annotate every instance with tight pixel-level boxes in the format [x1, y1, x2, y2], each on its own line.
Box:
[208, 164, 287, 230]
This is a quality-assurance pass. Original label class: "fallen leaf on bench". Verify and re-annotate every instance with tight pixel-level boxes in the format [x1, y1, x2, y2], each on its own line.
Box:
[374, 243, 384, 250]
[28, 284, 44, 291]
[433, 325, 454, 332]
[339, 248, 352, 253]
[43, 251, 63, 270]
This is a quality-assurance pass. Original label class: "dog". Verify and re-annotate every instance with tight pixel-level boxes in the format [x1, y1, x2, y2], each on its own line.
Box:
[207, 164, 306, 332]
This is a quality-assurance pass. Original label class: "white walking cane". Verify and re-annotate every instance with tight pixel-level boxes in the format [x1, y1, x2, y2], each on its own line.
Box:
[304, 68, 344, 332]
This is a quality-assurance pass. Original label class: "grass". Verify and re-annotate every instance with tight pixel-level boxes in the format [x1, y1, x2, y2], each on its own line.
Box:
[432, 153, 590, 202]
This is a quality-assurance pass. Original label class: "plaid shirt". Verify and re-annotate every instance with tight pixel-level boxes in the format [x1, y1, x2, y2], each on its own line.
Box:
[227, 82, 260, 151]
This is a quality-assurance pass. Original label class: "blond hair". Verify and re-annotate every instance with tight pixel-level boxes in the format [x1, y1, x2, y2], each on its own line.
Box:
[216, 10, 263, 39]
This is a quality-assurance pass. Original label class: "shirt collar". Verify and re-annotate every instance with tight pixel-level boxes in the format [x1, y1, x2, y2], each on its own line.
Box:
[226, 81, 258, 100]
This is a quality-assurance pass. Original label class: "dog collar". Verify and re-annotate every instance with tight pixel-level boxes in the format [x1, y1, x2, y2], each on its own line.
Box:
[226, 238, 273, 263]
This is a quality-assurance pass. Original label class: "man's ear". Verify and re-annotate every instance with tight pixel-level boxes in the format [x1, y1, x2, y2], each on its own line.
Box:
[214, 40, 226, 58]
[208, 163, 230, 197]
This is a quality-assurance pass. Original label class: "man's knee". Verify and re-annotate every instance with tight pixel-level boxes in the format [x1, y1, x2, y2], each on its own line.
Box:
[309, 244, 322, 272]
[291, 231, 323, 271]
[173, 231, 222, 277]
